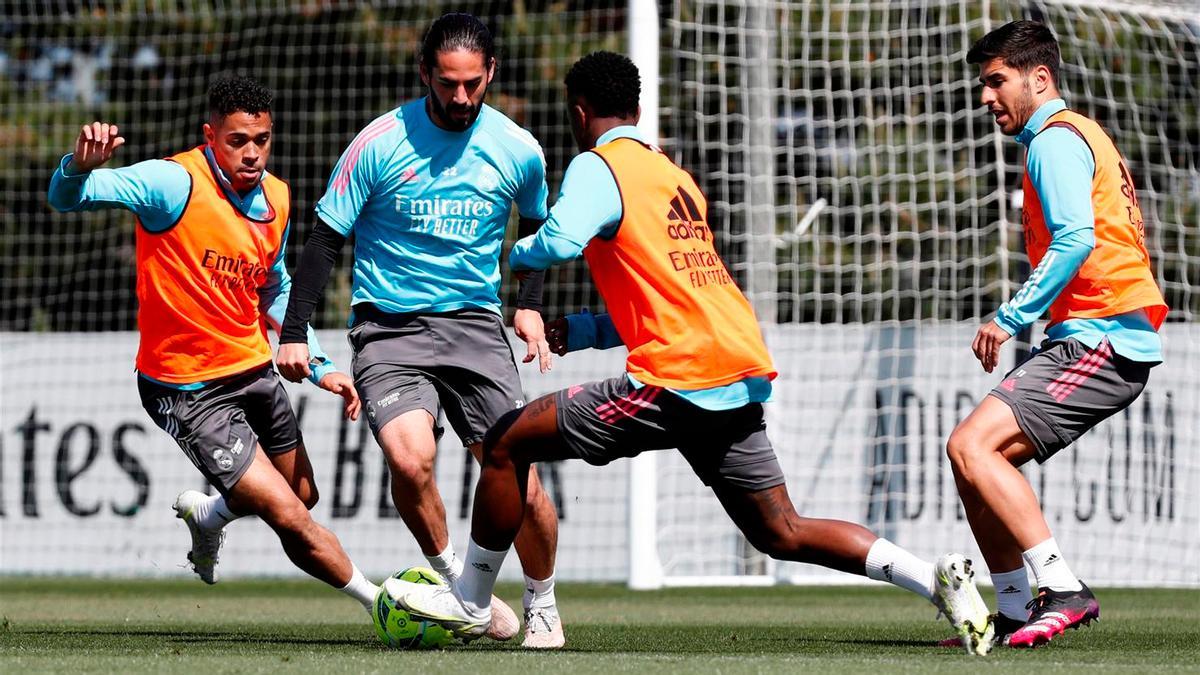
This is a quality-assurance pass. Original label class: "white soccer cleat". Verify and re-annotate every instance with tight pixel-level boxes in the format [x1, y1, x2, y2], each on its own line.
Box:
[384, 577, 490, 641]
[488, 595, 520, 641]
[173, 490, 226, 585]
[932, 553, 995, 656]
[522, 606, 565, 649]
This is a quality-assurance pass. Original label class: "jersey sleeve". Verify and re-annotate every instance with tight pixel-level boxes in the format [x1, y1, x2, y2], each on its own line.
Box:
[313, 123, 385, 235]
[515, 140, 549, 220]
[47, 154, 191, 232]
[508, 151, 622, 271]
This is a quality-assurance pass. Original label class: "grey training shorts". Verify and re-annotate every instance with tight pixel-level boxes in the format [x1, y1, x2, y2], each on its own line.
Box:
[138, 364, 301, 493]
[989, 337, 1152, 463]
[349, 307, 525, 446]
[556, 375, 785, 492]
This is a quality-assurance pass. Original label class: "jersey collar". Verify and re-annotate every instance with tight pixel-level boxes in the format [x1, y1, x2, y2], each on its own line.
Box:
[203, 145, 274, 221]
[1017, 98, 1067, 147]
[595, 125, 645, 148]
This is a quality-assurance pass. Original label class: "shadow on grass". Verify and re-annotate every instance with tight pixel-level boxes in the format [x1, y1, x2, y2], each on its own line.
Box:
[5, 624, 944, 655]
[5, 626, 372, 650]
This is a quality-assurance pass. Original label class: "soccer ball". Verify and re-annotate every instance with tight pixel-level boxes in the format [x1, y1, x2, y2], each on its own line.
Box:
[371, 566, 456, 649]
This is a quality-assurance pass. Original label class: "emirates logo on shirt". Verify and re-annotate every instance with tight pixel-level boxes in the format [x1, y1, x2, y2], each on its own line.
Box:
[201, 248, 267, 291]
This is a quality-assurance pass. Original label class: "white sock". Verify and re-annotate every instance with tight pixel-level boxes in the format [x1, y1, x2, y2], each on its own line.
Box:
[864, 538, 935, 600]
[425, 543, 465, 582]
[457, 538, 508, 615]
[990, 567, 1033, 621]
[195, 493, 240, 530]
[1022, 538, 1082, 592]
[523, 573, 557, 612]
[339, 564, 380, 611]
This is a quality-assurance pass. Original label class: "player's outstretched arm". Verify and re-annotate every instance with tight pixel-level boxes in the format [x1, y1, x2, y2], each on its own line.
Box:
[48, 121, 190, 230]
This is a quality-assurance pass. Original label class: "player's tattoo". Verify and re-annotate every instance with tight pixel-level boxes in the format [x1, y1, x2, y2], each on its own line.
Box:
[523, 393, 556, 419]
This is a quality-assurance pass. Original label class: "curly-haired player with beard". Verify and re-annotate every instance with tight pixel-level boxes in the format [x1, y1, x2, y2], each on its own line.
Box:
[277, 13, 563, 648]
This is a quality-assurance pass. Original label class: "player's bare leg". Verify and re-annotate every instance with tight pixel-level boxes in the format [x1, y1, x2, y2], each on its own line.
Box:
[948, 396, 1097, 648]
[468, 439, 561, 647]
[713, 482, 992, 654]
[376, 409, 537, 641]
[267, 439, 321, 509]
[467, 441, 558, 581]
[385, 394, 569, 642]
[947, 397, 1051, 549]
[224, 444, 378, 609]
[378, 409, 452, 556]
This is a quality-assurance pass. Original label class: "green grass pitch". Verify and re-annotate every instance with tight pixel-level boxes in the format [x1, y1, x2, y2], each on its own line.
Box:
[1, 578, 1196, 673]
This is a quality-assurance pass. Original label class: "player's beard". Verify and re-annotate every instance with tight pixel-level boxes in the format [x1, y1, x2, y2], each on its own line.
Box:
[428, 84, 487, 132]
[1005, 82, 1037, 135]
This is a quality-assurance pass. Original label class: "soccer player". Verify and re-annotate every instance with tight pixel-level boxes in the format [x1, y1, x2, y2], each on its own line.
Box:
[276, 13, 562, 647]
[385, 50, 996, 655]
[946, 21, 1167, 648]
[47, 74, 381, 614]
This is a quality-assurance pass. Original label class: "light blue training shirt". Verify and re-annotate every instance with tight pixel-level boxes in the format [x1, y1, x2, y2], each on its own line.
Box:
[314, 99, 549, 318]
[48, 145, 337, 388]
[509, 125, 773, 411]
[996, 98, 1162, 363]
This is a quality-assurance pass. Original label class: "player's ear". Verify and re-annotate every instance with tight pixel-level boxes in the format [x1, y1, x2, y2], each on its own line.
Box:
[485, 57, 496, 84]
[202, 122, 216, 146]
[633, 104, 642, 125]
[418, 61, 430, 87]
[1032, 64, 1052, 95]
[571, 102, 587, 128]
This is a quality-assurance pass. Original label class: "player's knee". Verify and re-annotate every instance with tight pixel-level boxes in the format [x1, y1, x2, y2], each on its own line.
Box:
[386, 451, 436, 486]
[946, 425, 982, 478]
[481, 437, 514, 471]
[753, 529, 803, 560]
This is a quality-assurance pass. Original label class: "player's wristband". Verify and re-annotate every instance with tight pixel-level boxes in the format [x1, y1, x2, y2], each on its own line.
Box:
[516, 270, 545, 311]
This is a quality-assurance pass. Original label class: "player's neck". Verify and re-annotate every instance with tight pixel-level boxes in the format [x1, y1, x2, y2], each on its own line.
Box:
[587, 118, 634, 148]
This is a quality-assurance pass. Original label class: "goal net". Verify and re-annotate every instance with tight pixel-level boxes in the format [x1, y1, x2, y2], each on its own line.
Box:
[1, 0, 1196, 588]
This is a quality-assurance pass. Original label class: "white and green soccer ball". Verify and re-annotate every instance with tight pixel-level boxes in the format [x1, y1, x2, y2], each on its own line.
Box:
[371, 566, 456, 649]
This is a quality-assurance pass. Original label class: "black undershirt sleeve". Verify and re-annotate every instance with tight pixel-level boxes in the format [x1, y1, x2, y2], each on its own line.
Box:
[514, 216, 546, 311]
[279, 220, 347, 344]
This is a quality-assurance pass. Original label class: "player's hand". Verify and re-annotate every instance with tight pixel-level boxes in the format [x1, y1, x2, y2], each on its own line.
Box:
[545, 317, 569, 356]
[972, 321, 1013, 374]
[319, 372, 361, 421]
[513, 308, 553, 373]
[69, 122, 126, 173]
[276, 343, 312, 383]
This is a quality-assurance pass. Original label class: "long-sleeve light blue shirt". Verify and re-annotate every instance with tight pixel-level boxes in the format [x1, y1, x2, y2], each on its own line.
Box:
[511, 126, 772, 411]
[998, 99, 1162, 363]
[48, 147, 337, 387]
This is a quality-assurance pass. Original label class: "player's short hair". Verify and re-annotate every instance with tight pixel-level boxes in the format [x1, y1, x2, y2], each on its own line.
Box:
[421, 12, 495, 67]
[207, 73, 273, 121]
[565, 51, 640, 119]
[966, 20, 1061, 86]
